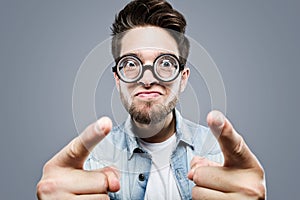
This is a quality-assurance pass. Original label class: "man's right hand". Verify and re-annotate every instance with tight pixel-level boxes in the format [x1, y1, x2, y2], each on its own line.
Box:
[36, 117, 120, 200]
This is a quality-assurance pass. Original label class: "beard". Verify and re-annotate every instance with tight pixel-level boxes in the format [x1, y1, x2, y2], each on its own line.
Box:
[120, 90, 179, 125]
[129, 99, 177, 124]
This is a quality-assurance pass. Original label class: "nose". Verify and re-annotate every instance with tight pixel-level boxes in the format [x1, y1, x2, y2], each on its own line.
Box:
[137, 66, 159, 87]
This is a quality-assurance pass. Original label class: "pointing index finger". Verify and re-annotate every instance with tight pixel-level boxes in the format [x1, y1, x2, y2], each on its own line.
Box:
[53, 117, 112, 168]
[81, 117, 112, 153]
[207, 111, 259, 169]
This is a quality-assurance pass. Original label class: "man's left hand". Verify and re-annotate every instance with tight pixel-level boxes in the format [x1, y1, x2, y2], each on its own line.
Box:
[188, 111, 266, 199]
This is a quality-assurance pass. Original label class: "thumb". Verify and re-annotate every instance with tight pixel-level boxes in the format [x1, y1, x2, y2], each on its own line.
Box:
[207, 110, 259, 169]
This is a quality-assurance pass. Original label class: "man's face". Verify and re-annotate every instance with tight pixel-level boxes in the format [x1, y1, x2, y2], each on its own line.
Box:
[114, 26, 189, 125]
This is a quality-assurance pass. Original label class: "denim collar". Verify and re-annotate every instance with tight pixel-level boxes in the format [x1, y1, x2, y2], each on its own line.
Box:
[120, 109, 195, 159]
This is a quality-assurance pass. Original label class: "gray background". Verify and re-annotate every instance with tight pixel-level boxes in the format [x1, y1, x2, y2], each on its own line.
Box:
[1, 0, 299, 199]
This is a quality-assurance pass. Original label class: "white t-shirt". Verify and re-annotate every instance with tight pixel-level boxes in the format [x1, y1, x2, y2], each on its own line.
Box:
[138, 134, 181, 200]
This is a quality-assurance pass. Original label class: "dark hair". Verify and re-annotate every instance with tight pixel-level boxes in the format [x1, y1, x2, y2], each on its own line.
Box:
[111, 0, 190, 65]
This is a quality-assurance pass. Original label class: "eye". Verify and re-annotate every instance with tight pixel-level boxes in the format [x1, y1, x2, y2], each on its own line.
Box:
[161, 59, 172, 67]
[117, 56, 142, 80]
[119, 57, 140, 71]
[157, 56, 177, 70]
[124, 60, 137, 69]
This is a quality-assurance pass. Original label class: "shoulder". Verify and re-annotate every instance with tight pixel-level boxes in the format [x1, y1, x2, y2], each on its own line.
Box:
[178, 115, 222, 159]
[181, 117, 209, 133]
[175, 110, 210, 141]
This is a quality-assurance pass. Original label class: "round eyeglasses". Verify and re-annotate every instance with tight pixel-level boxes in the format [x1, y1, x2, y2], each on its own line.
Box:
[112, 54, 185, 83]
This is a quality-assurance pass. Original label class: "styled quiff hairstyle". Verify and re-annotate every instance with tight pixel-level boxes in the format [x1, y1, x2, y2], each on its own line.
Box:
[111, 0, 190, 65]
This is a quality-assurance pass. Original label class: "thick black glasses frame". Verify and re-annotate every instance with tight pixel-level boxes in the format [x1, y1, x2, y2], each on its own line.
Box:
[112, 53, 185, 83]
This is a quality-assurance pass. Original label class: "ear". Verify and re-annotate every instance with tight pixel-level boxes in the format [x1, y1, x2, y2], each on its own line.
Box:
[180, 67, 190, 92]
[114, 72, 120, 91]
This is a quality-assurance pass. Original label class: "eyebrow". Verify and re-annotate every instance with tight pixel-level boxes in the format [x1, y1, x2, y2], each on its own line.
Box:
[121, 51, 174, 61]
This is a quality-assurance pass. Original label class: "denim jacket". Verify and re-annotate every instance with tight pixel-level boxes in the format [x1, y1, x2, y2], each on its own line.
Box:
[84, 110, 223, 200]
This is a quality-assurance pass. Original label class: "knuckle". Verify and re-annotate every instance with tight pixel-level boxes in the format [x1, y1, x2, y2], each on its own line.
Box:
[103, 166, 119, 178]
[256, 164, 266, 178]
[191, 168, 201, 184]
[232, 136, 246, 159]
[36, 179, 57, 197]
[240, 182, 266, 200]
[100, 167, 120, 192]
[67, 139, 80, 160]
[193, 157, 207, 165]
[42, 161, 55, 173]
[198, 158, 209, 166]
[234, 135, 244, 151]
[256, 183, 266, 200]
[190, 156, 198, 165]
[98, 172, 109, 190]
[65, 138, 87, 166]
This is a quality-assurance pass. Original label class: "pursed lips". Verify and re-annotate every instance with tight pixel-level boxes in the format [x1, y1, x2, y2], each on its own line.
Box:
[135, 91, 162, 98]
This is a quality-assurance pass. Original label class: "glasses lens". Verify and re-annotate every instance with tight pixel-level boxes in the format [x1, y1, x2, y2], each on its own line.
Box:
[155, 55, 179, 80]
[117, 56, 141, 81]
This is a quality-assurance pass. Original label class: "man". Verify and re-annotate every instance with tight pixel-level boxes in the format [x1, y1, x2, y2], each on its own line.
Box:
[37, 0, 266, 199]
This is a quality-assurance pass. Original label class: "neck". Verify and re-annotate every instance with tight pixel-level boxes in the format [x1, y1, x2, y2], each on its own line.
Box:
[132, 110, 176, 143]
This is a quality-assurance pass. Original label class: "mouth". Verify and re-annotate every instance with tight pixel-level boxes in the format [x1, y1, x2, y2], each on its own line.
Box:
[135, 91, 162, 98]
